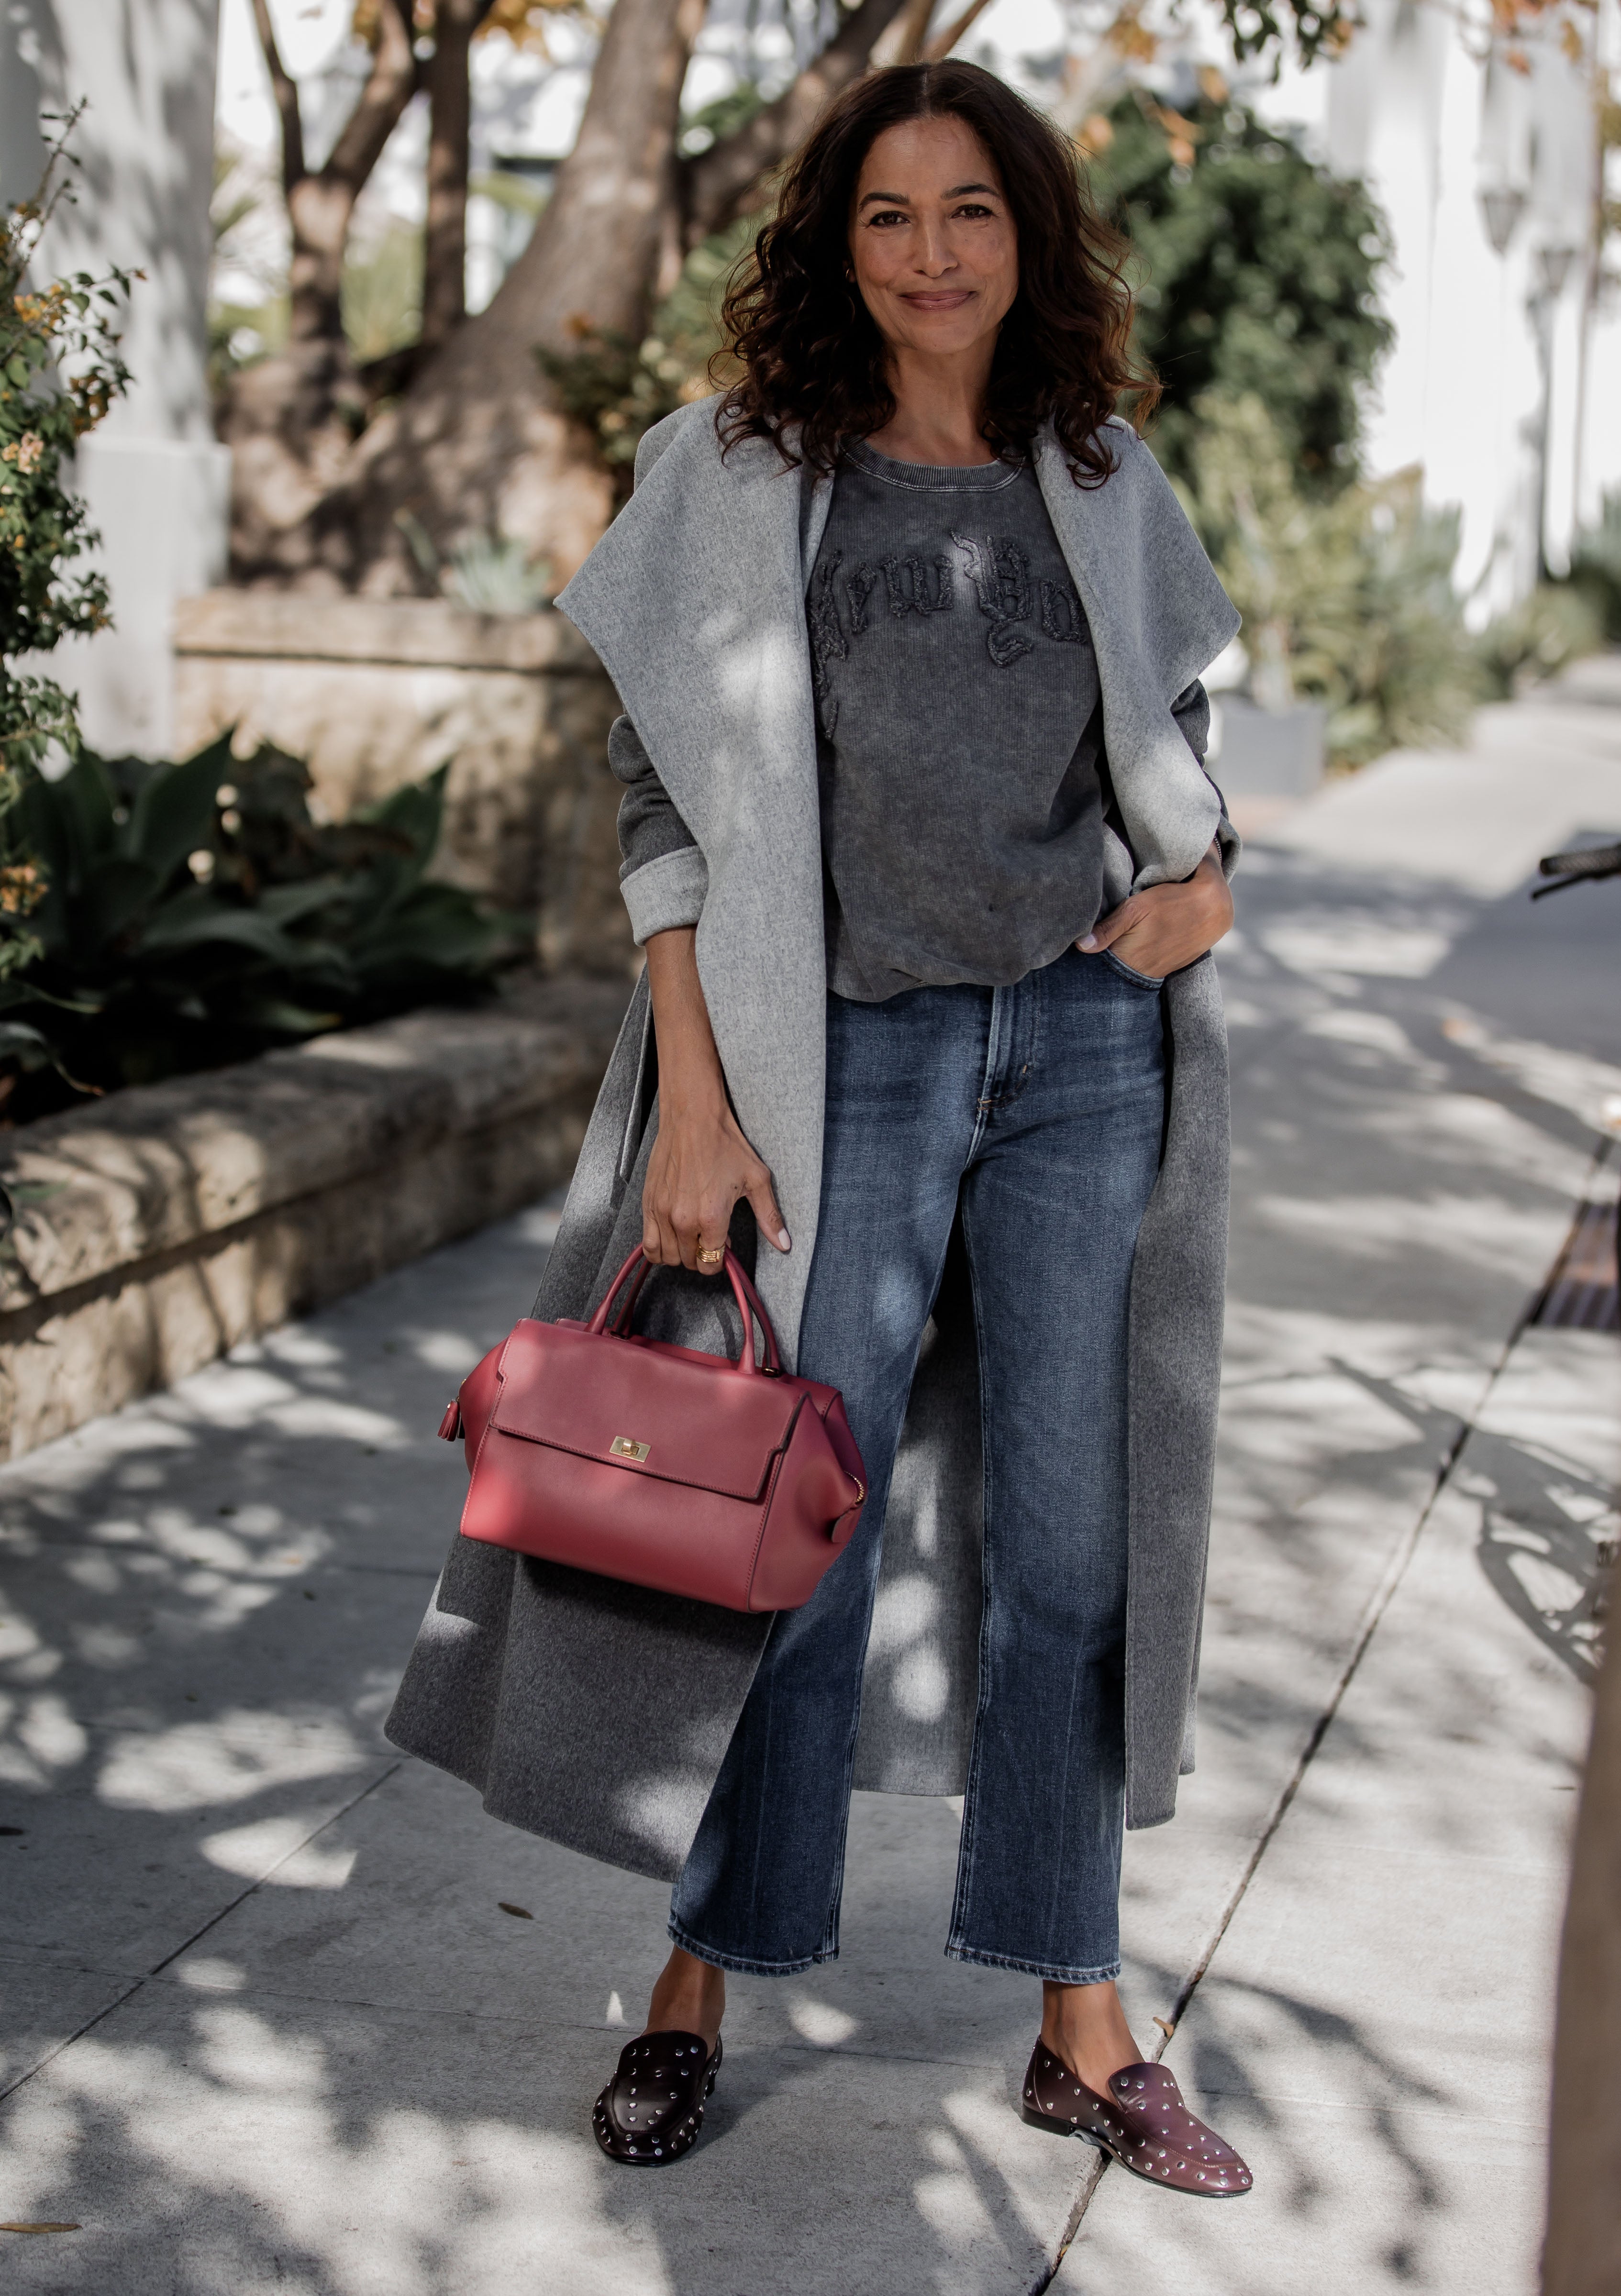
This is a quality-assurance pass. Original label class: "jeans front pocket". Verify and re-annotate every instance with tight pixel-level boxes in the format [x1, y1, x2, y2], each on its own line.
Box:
[1101, 949, 1164, 990]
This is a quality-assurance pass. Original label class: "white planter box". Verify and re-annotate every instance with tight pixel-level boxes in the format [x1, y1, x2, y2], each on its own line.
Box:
[1209, 697, 1328, 797]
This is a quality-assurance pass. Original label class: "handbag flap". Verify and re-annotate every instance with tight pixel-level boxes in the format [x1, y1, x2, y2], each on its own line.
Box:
[488, 1318, 803, 1502]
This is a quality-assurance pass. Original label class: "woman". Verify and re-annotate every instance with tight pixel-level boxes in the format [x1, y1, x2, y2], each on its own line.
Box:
[388, 59, 1250, 2197]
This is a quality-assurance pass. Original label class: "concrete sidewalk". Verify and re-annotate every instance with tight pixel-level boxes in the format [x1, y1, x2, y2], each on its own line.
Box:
[2, 674, 1619, 2293]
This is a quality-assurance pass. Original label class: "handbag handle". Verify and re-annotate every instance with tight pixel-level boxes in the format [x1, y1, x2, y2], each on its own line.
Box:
[588, 1245, 781, 1375]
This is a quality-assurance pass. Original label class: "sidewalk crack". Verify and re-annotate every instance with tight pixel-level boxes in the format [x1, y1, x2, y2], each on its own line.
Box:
[0, 1760, 401, 2108]
[1036, 1309, 1530, 2288]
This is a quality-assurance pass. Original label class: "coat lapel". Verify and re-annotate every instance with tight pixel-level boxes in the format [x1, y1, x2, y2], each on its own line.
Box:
[1036, 422, 1240, 887]
[557, 408, 830, 1367]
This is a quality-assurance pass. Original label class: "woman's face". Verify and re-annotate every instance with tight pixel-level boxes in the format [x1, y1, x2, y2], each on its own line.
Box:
[847, 114, 1018, 363]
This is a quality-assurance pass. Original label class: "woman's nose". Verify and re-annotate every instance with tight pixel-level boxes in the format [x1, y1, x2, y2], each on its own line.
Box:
[913, 221, 955, 276]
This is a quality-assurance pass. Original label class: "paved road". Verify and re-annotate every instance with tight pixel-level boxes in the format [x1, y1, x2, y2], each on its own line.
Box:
[1, 676, 1618, 2293]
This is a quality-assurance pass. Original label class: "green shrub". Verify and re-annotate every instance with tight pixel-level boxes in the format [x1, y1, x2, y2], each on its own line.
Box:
[1566, 488, 1621, 642]
[394, 514, 552, 613]
[1475, 584, 1605, 701]
[0, 734, 526, 1124]
[1, 115, 523, 1129]
[1180, 390, 1481, 766]
[1086, 92, 1393, 496]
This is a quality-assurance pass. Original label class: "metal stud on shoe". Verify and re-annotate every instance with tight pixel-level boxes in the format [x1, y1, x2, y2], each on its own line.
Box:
[1017, 2040, 1252, 2199]
[592, 2031, 723, 2166]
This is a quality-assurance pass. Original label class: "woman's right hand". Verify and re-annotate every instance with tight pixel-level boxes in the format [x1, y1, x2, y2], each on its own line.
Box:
[643, 1097, 789, 1271]
[641, 925, 791, 1273]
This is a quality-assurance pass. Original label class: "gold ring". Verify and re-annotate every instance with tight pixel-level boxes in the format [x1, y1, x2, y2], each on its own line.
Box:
[696, 1246, 724, 1266]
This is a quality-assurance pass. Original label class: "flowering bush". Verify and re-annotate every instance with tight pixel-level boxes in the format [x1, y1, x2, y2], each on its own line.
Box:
[0, 108, 136, 782]
[0, 112, 523, 1123]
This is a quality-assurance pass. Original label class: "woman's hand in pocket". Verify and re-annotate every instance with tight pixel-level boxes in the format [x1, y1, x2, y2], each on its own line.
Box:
[1077, 847, 1232, 982]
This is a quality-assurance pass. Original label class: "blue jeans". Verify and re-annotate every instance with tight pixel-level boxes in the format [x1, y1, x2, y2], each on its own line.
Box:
[669, 947, 1166, 1982]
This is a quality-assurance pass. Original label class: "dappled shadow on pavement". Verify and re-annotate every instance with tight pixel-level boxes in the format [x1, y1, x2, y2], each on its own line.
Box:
[0, 1204, 1080, 2296]
[1095, 846, 1617, 2294]
[5, 842, 1621, 2293]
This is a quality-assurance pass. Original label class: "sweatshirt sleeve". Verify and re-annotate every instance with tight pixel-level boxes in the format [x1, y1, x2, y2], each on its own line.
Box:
[608, 714, 710, 945]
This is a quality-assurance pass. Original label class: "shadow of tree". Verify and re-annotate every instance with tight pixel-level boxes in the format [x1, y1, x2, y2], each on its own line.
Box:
[1327, 1356, 1616, 1682]
[0, 1200, 1088, 2296]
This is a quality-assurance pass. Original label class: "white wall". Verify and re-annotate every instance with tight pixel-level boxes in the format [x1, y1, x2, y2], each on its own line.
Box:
[1257, 0, 1619, 616]
[0, 0, 228, 758]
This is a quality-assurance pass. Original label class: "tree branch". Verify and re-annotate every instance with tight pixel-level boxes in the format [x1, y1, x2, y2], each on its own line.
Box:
[680, 0, 913, 248]
[923, 0, 998, 62]
[324, 0, 419, 194]
[421, 0, 499, 352]
[885, 0, 937, 66]
[248, 0, 306, 193]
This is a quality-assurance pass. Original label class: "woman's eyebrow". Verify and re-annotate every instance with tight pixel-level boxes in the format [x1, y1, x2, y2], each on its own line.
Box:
[856, 180, 1000, 209]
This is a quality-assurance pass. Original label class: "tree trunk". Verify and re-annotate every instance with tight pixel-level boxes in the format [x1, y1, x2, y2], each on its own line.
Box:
[228, 0, 419, 579]
[680, 0, 910, 246]
[286, 175, 356, 346]
[272, 0, 914, 592]
[297, 0, 708, 594]
[1543, 1623, 1621, 2295]
[421, 0, 493, 357]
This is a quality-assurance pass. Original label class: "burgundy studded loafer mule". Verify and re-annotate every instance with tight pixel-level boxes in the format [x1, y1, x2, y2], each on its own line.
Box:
[1021, 2041, 1252, 2197]
[592, 2031, 722, 2165]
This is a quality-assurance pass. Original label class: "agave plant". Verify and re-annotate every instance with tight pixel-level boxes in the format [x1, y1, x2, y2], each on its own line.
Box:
[1177, 389, 1484, 766]
[443, 532, 552, 614]
[0, 732, 526, 1123]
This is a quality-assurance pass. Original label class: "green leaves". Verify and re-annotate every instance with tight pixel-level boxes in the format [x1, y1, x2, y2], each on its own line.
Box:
[124, 730, 235, 882]
[1178, 390, 1480, 766]
[1088, 96, 1392, 497]
[1216, 0, 1355, 67]
[0, 736, 526, 1122]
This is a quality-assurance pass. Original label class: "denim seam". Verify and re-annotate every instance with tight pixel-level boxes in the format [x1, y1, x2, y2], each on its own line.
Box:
[944, 1943, 1124, 1985]
[967, 982, 1007, 1152]
[810, 1546, 885, 1962]
[944, 1194, 1001, 1956]
[666, 1919, 833, 1978]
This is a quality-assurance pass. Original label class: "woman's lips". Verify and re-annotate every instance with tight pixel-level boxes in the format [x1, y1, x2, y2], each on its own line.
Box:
[900, 289, 975, 310]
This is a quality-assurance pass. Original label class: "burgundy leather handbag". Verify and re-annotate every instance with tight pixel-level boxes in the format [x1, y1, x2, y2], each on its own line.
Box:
[437, 1246, 867, 1612]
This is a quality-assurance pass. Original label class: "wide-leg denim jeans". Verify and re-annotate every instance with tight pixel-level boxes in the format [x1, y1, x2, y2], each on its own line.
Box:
[669, 945, 1166, 1983]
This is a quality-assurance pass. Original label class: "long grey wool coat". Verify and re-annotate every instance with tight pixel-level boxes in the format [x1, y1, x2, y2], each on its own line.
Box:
[386, 400, 1242, 1884]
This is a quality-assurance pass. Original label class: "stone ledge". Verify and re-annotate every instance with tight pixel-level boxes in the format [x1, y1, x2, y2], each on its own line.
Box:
[0, 975, 630, 1460]
[173, 592, 601, 675]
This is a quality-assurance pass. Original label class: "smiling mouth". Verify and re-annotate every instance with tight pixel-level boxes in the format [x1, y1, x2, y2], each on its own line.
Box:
[902, 290, 975, 309]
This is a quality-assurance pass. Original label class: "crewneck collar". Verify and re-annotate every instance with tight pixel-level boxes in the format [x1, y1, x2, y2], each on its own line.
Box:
[843, 438, 1026, 492]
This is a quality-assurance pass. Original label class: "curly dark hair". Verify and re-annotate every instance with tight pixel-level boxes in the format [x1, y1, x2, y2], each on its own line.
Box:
[715, 61, 1157, 486]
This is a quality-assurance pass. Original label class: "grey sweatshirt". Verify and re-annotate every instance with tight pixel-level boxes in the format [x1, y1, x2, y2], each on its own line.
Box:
[612, 440, 1211, 1000]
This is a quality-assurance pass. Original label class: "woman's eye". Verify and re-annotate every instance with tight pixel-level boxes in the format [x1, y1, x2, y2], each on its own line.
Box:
[866, 209, 908, 228]
[955, 202, 994, 219]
